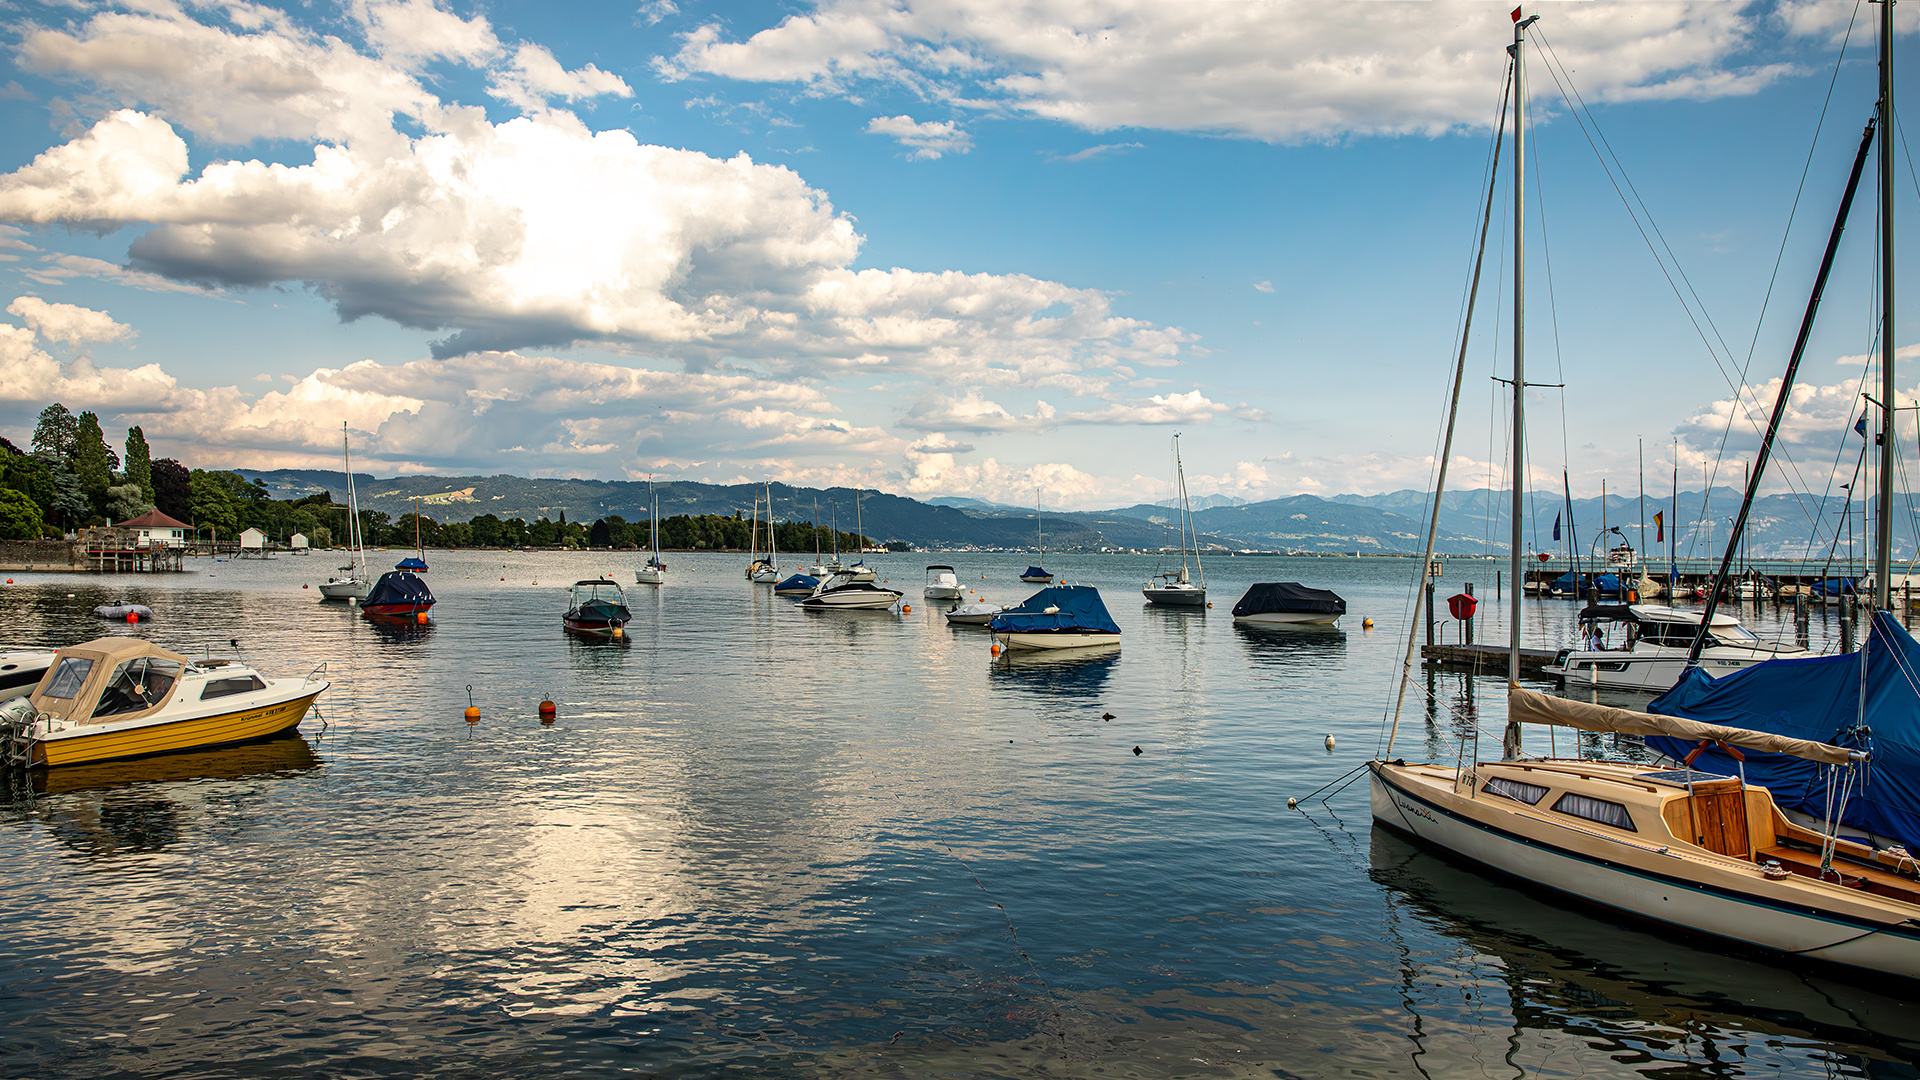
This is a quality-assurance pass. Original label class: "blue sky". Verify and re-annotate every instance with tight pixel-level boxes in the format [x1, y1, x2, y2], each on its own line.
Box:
[0, 0, 1916, 511]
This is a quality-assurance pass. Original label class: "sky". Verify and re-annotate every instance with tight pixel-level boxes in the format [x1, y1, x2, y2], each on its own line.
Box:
[3, 0, 1920, 512]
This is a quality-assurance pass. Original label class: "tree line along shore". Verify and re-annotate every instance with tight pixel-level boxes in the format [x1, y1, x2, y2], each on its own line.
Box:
[0, 403, 877, 552]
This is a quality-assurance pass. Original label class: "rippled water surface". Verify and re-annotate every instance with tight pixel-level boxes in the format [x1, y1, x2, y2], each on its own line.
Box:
[1, 552, 1915, 1078]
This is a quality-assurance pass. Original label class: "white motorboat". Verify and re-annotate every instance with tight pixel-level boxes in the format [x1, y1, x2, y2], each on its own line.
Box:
[944, 601, 1003, 626]
[1544, 603, 1808, 692]
[0, 637, 328, 768]
[923, 565, 961, 600]
[798, 572, 901, 610]
[319, 422, 370, 601]
[0, 648, 56, 697]
[1143, 434, 1207, 607]
[636, 479, 666, 586]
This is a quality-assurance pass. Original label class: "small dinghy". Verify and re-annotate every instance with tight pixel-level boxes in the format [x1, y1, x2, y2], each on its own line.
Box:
[563, 579, 631, 638]
[94, 602, 153, 620]
[943, 600, 1004, 626]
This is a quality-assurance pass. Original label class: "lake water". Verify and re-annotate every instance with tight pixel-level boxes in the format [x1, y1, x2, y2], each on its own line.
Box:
[0, 551, 1914, 1079]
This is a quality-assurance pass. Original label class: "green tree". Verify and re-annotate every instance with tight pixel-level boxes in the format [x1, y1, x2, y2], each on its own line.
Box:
[151, 458, 191, 521]
[359, 509, 392, 546]
[440, 522, 472, 547]
[0, 452, 54, 519]
[124, 426, 153, 502]
[104, 482, 152, 522]
[188, 469, 243, 538]
[0, 488, 44, 540]
[71, 411, 116, 512]
[392, 512, 441, 548]
[467, 513, 503, 547]
[527, 516, 559, 546]
[45, 459, 89, 531]
[500, 517, 528, 546]
[31, 403, 78, 459]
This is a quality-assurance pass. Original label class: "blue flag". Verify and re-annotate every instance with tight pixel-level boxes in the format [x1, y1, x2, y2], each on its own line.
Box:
[1552, 512, 1561, 541]
[1856, 415, 1869, 437]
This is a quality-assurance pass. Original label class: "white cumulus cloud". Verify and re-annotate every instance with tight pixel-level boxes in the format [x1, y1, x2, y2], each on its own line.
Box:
[7, 296, 135, 345]
[864, 114, 972, 159]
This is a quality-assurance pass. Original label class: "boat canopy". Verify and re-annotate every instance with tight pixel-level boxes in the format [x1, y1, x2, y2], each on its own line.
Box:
[926, 565, 955, 573]
[990, 585, 1120, 634]
[775, 573, 819, 591]
[29, 637, 191, 724]
[1646, 610, 1919, 848]
[366, 570, 433, 608]
[1508, 686, 1857, 766]
[1021, 566, 1050, 578]
[1811, 577, 1858, 597]
[1231, 583, 1346, 618]
[395, 556, 428, 571]
[1548, 571, 1624, 594]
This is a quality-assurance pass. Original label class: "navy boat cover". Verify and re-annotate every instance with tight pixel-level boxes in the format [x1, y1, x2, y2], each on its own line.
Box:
[1811, 577, 1858, 598]
[1021, 566, 1051, 578]
[366, 570, 434, 608]
[989, 585, 1120, 634]
[1647, 610, 1920, 851]
[1231, 583, 1346, 618]
[1547, 571, 1624, 595]
[394, 556, 429, 571]
[774, 573, 820, 592]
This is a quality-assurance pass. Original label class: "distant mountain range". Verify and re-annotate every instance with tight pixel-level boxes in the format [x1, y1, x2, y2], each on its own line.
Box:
[235, 469, 1897, 557]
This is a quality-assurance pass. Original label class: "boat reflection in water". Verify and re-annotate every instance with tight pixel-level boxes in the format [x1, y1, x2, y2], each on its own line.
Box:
[16, 734, 321, 860]
[1233, 622, 1347, 667]
[1367, 825, 1920, 1069]
[987, 643, 1118, 701]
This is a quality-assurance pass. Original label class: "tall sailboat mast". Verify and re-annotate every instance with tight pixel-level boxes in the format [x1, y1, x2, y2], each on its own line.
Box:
[1876, 0, 1897, 609]
[1505, 9, 1538, 759]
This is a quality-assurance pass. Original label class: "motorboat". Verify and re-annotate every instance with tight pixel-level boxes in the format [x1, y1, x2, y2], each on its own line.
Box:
[1230, 582, 1345, 626]
[362, 568, 434, 620]
[1732, 573, 1773, 601]
[93, 601, 153, 620]
[944, 600, 1005, 626]
[320, 422, 370, 601]
[1143, 433, 1207, 607]
[0, 637, 328, 769]
[0, 648, 56, 697]
[563, 579, 631, 638]
[924, 565, 961, 601]
[1544, 604, 1807, 692]
[773, 572, 820, 597]
[798, 572, 902, 610]
[988, 585, 1120, 650]
[843, 562, 877, 583]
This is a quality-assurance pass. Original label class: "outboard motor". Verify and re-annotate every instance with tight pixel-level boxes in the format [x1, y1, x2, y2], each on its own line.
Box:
[0, 695, 37, 766]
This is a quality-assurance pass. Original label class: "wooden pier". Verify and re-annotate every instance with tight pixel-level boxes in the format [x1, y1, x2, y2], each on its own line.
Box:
[1421, 643, 1561, 672]
[79, 528, 190, 572]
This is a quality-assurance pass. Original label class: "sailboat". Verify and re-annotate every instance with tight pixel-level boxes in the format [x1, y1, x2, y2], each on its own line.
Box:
[745, 489, 774, 581]
[393, 495, 429, 572]
[1370, 9, 1920, 982]
[844, 488, 876, 582]
[1019, 490, 1052, 583]
[636, 478, 666, 585]
[1142, 434, 1205, 607]
[319, 423, 369, 601]
[750, 482, 781, 583]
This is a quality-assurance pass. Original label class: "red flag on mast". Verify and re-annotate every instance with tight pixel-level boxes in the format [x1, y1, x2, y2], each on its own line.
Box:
[1511, 6, 1523, 21]
[1653, 511, 1664, 543]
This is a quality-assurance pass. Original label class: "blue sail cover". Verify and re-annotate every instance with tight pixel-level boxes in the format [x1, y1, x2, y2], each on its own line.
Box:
[395, 556, 429, 571]
[1548, 571, 1624, 595]
[989, 585, 1120, 634]
[1647, 610, 1920, 850]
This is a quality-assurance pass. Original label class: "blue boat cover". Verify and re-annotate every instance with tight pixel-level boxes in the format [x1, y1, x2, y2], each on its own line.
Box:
[989, 585, 1120, 634]
[1021, 566, 1050, 578]
[1647, 610, 1920, 851]
[1810, 577, 1858, 597]
[774, 573, 819, 591]
[1548, 571, 1624, 594]
[394, 556, 429, 571]
[366, 570, 434, 608]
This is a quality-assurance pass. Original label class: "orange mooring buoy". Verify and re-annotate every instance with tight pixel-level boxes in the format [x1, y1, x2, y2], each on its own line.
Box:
[127, 612, 139, 623]
[539, 694, 557, 722]
[990, 643, 1001, 656]
[902, 604, 911, 614]
[465, 684, 480, 722]
[415, 611, 429, 624]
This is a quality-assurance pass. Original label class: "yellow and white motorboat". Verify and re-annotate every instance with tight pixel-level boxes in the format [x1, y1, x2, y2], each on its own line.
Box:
[0, 637, 327, 769]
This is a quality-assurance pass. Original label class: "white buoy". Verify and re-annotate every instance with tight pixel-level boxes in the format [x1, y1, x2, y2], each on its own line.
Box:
[1324, 734, 1336, 751]
[1287, 797, 1298, 808]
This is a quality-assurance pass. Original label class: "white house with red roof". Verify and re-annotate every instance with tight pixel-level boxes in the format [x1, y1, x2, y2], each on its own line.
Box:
[113, 509, 193, 549]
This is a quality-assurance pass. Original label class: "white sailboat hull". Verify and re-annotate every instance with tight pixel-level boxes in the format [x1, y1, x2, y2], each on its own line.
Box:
[994, 630, 1121, 650]
[319, 578, 367, 601]
[1368, 764, 1920, 980]
[1142, 583, 1205, 607]
[635, 568, 664, 585]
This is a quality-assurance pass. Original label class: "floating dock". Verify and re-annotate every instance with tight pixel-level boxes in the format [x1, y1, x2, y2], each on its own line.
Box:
[1420, 643, 1560, 672]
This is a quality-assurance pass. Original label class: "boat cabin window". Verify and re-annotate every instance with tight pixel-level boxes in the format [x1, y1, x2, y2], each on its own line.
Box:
[91, 657, 182, 718]
[1551, 792, 1636, 831]
[1714, 623, 1760, 644]
[201, 675, 268, 700]
[40, 657, 94, 699]
[1481, 777, 1549, 805]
